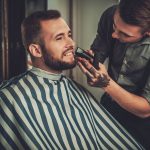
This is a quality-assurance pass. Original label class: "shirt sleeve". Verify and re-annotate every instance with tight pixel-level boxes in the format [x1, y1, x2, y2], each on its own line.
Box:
[90, 5, 117, 63]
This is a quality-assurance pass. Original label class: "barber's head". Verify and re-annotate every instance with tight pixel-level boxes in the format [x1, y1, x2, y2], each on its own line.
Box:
[21, 10, 76, 73]
[112, 0, 150, 43]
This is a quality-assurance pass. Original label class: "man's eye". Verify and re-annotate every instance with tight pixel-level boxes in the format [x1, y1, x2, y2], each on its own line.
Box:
[56, 37, 62, 40]
[121, 33, 131, 38]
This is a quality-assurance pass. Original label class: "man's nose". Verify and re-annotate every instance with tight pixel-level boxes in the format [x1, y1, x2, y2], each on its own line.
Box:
[66, 37, 75, 46]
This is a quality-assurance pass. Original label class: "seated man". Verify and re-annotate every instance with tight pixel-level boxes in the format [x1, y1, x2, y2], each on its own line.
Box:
[0, 10, 143, 149]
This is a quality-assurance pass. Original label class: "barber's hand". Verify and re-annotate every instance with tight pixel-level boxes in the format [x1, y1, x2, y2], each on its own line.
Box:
[85, 49, 94, 63]
[77, 58, 110, 88]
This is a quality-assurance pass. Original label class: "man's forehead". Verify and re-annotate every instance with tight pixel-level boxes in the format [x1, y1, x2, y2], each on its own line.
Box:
[40, 18, 68, 27]
[113, 10, 142, 36]
[41, 18, 70, 33]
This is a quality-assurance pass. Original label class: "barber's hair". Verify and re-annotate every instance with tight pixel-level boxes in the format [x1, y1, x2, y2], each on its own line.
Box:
[21, 10, 61, 51]
[118, 0, 150, 33]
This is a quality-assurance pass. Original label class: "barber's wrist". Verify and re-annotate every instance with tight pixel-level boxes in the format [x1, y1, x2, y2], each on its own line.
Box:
[103, 77, 112, 91]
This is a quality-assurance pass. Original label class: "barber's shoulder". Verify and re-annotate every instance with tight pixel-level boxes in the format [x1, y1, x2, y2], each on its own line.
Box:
[99, 5, 117, 27]
[102, 5, 117, 17]
[136, 36, 150, 48]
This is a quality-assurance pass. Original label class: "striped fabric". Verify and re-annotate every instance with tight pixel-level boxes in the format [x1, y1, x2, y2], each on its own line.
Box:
[0, 67, 143, 150]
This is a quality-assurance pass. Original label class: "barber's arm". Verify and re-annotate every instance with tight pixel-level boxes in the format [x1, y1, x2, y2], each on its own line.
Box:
[77, 58, 150, 118]
[91, 6, 116, 63]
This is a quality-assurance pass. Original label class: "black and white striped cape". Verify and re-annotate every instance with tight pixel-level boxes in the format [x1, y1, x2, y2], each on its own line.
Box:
[0, 67, 144, 149]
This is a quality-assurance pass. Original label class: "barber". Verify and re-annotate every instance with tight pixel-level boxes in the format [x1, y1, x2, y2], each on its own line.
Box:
[78, 0, 150, 149]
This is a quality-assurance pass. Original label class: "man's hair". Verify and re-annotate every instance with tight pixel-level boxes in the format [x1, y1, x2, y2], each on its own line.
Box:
[21, 10, 61, 51]
[118, 0, 150, 33]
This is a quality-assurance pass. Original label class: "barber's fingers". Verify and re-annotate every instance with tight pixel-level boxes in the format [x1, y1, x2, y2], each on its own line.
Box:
[87, 50, 94, 56]
[77, 61, 87, 74]
[88, 66, 100, 78]
[77, 61, 94, 79]
[86, 50, 94, 63]
[78, 60, 110, 88]
[88, 73, 110, 88]
[78, 60, 98, 80]
[78, 58, 100, 78]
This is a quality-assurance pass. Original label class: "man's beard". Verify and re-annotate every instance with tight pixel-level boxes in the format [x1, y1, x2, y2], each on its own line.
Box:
[42, 47, 76, 71]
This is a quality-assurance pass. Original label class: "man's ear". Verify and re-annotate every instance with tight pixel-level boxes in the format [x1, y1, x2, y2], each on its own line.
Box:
[145, 31, 150, 36]
[29, 44, 42, 58]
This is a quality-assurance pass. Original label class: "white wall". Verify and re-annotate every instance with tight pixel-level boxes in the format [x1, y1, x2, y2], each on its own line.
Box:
[72, 0, 118, 101]
[48, 0, 69, 23]
[48, 0, 118, 101]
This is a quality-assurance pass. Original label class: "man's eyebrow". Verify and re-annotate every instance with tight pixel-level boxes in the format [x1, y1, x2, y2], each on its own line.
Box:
[55, 33, 64, 37]
[55, 30, 71, 38]
[113, 22, 135, 37]
[120, 30, 134, 37]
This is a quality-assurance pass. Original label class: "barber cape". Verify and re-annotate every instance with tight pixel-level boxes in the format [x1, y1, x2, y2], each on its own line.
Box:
[0, 67, 143, 149]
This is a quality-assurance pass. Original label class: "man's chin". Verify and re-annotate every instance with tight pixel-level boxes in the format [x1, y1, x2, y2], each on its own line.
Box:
[52, 61, 77, 71]
[63, 62, 77, 70]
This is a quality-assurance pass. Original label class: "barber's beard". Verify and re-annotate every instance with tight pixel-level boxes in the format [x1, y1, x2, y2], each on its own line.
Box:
[42, 49, 76, 71]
